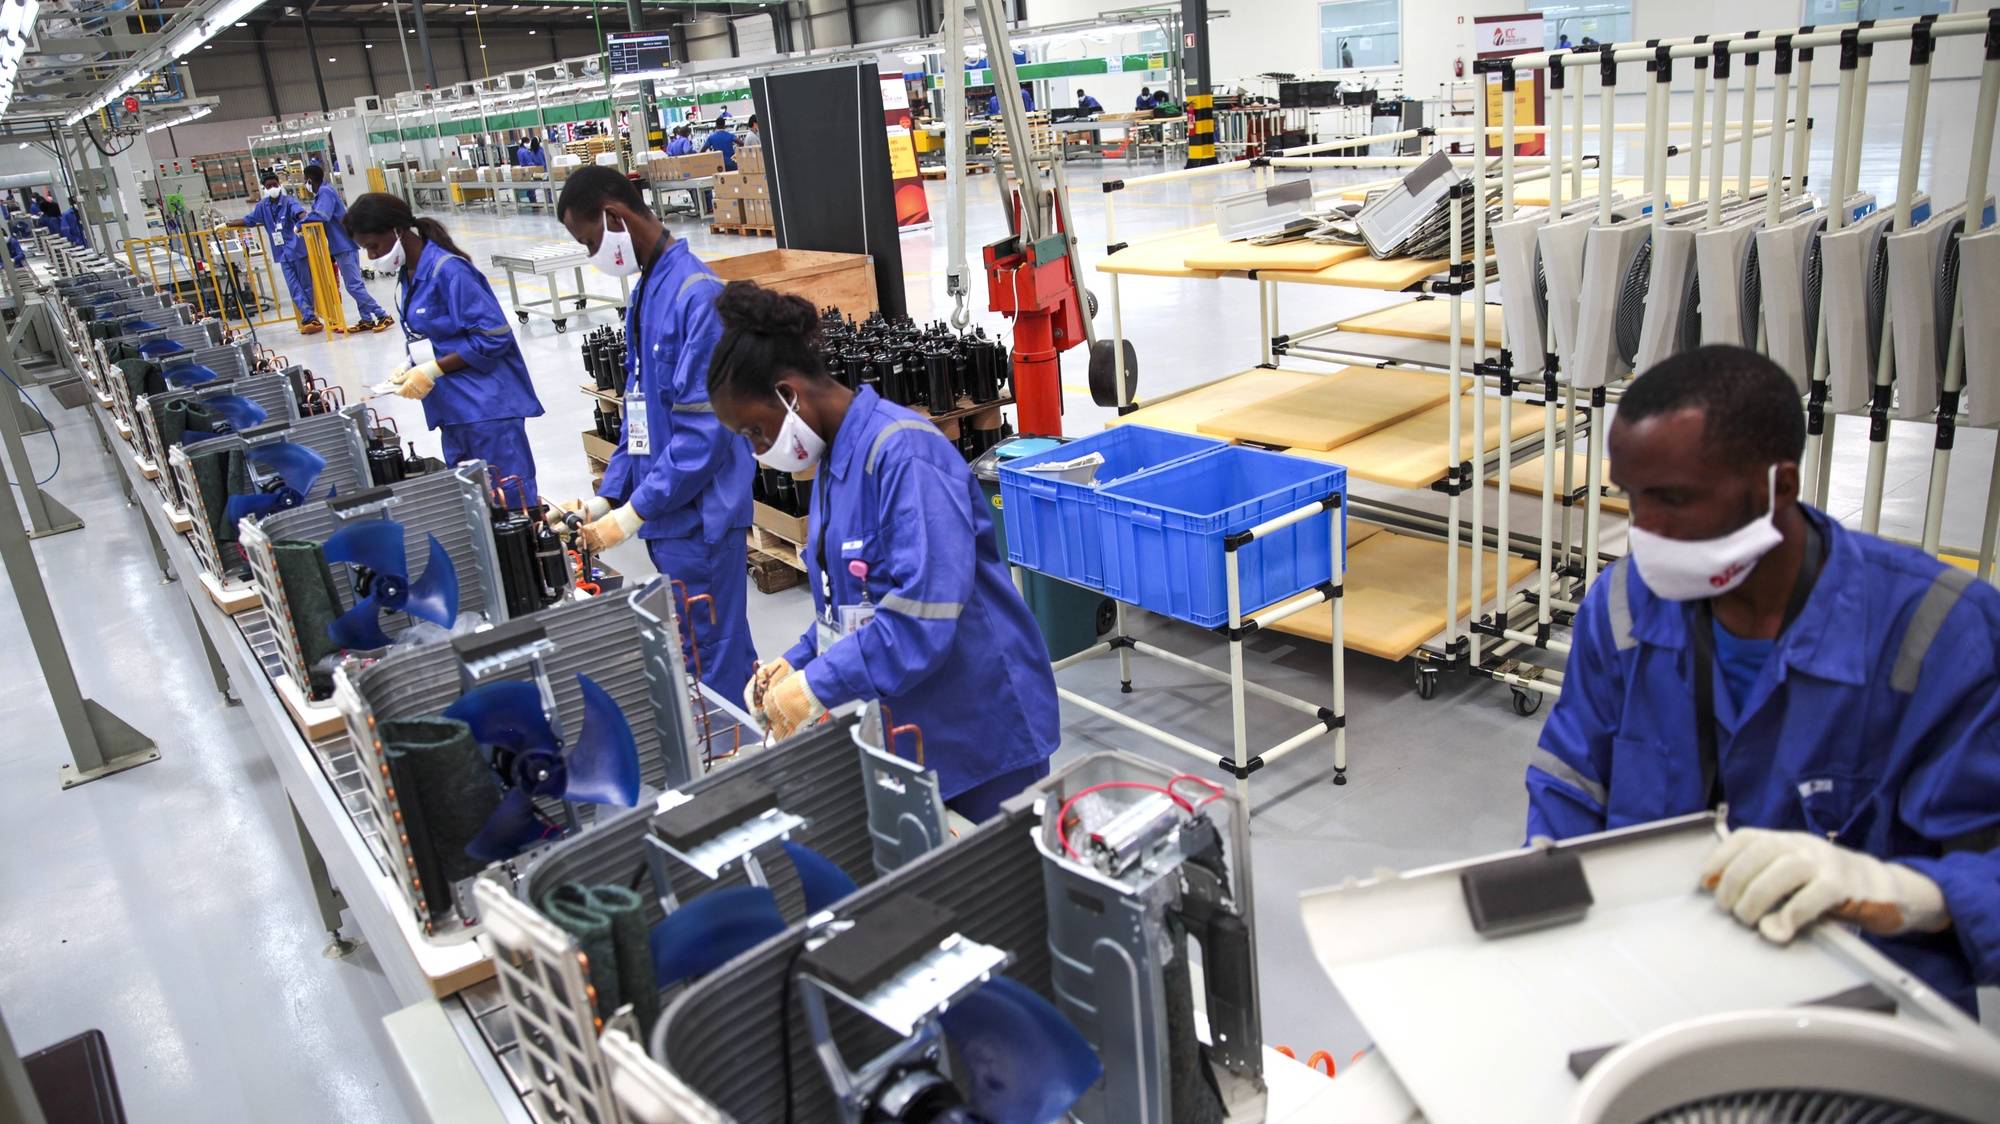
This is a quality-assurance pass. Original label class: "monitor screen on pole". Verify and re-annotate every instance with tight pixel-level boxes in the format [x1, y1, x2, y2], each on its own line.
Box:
[607, 30, 675, 76]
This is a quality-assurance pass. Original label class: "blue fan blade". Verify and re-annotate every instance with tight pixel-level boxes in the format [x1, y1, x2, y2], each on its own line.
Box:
[122, 319, 158, 331]
[137, 339, 187, 358]
[91, 294, 115, 306]
[648, 886, 785, 987]
[782, 841, 858, 914]
[165, 363, 221, 387]
[940, 976, 1103, 1124]
[323, 519, 409, 584]
[564, 674, 640, 807]
[178, 430, 225, 446]
[327, 596, 395, 651]
[442, 680, 560, 758]
[466, 787, 552, 863]
[400, 535, 459, 630]
[247, 441, 327, 496]
[222, 489, 290, 526]
[201, 394, 268, 431]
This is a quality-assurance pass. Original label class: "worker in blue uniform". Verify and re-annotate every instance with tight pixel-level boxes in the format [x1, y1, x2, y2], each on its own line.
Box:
[6, 233, 22, 267]
[1528, 346, 2000, 1015]
[555, 166, 754, 702]
[342, 192, 543, 500]
[707, 283, 1062, 821]
[304, 164, 391, 333]
[224, 171, 323, 334]
[666, 126, 694, 157]
[1075, 88, 1103, 114]
[515, 135, 546, 168]
[699, 122, 738, 171]
[58, 198, 86, 246]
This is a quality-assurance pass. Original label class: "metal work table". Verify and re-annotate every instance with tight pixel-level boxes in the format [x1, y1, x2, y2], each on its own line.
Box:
[646, 175, 714, 221]
[87, 397, 531, 1123]
[488, 242, 629, 335]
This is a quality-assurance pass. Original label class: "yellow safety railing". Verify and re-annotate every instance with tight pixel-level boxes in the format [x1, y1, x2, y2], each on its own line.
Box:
[121, 226, 295, 329]
[300, 222, 349, 334]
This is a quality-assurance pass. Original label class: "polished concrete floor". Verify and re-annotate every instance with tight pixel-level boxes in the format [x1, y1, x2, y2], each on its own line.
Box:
[3, 78, 1999, 1120]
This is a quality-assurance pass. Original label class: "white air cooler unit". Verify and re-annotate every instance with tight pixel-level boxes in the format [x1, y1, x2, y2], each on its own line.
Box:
[1693, 196, 1819, 352]
[1960, 226, 2000, 428]
[1572, 207, 1655, 388]
[1758, 195, 1875, 393]
[1886, 197, 1994, 422]
[1820, 202, 1913, 415]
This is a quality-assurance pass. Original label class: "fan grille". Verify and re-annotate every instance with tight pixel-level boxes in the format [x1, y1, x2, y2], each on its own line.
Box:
[1533, 241, 1550, 338]
[1936, 218, 1965, 371]
[1616, 235, 1653, 370]
[1804, 217, 1828, 356]
[1642, 1088, 1974, 1124]
[1867, 232, 1891, 368]
[1677, 272, 1704, 354]
[1740, 241, 1763, 348]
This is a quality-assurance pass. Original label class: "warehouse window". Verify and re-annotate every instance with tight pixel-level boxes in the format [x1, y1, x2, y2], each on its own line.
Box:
[1530, 1, 1633, 49]
[1319, 0, 1400, 71]
[1801, 0, 1952, 24]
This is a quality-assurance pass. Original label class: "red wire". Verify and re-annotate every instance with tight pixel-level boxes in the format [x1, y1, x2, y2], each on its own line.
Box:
[1056, 781, 1193, 859]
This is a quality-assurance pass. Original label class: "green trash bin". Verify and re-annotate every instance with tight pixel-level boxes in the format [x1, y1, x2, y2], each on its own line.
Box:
[972, 437, 1111, 662]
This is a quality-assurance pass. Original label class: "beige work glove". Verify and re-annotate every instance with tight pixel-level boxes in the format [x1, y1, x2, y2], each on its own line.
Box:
[764, 669, 826, 742]
[743, 658, 793, 721]
[394, 359, 444, 400]
[1700, 827, 1949, 943]
[580, 503, 643, 551]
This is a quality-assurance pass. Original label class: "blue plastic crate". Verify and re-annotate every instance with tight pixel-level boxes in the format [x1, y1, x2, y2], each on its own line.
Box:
[996, 426, 1224, 589]
[1098, 446, 1346, 628]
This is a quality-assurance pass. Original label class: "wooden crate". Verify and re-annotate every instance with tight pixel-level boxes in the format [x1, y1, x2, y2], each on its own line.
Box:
[749, 549, 801, 594]
[707, 248, 878, 319]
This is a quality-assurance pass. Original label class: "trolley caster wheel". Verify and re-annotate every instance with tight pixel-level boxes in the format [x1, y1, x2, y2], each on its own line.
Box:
[574, 298, 588, 310]
[516, 310, 529, 324]
[1510, 687, 1542, 717]
[1413, 663, 1439, 700]
[554, 319, 568, 334]
[1095, 597, 1115, 636]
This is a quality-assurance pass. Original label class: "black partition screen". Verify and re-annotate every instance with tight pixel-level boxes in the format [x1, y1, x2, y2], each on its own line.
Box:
[751, 60, 908, 320]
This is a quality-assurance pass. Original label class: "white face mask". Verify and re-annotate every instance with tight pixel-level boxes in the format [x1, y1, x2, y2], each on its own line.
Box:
[1627, 466, 1784, 601]
[753, 388, 826, 473]
[370, 236, 406, 272]
[589, 214, 640, 278]
[263, 186, 281, 200]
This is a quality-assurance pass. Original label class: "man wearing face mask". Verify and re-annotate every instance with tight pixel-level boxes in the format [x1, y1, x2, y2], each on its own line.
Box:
[1528, 345, 2000, 1014]
[224, 171, 323, 335]
[553, 166, 753, 702]
[705, 282, 1060, 820]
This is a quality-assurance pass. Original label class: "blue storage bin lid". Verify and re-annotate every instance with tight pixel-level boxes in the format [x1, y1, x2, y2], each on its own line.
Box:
[994, 436, 1065, 461]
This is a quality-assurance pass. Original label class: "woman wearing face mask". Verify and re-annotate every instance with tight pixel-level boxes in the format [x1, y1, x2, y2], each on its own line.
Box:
[223, 171, 323, 335]
[342, 192, 544, 501]
[552, 166, 754, 702]
[708, 282, 1060, 821]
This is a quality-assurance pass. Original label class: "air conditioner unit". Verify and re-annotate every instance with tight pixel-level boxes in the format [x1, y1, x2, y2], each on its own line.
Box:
[353, 95, 381, 113]
[1632, 205, 1743, 375]
[1960, 226, 2000, 428]
[1820, 202, 1910, 414]
[1887, 197, 1994, 422]
[1757, 198, 1862, 393]
[1572, 208, 1654, 388]
[1535, 206, 1605, 379]
[260, 121, 280, 135]
[1693, 196, 1814, 352]
[1493, 211, 1549, 378]
[395, 91, 424, 110]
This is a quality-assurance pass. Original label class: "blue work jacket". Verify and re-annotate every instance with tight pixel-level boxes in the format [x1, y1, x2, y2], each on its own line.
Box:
[306, 183, 357, 256]
[1529, 507, 2000, 1011]
[783, 387, 1061, 799]
[700, 128, 737, 171]
[242, 193, 311, 263]
[600, 237, 750, 544]
[59, 208, 85, 247]
[516, 145, 546, 168]
[666, 136, 694, 157]
[396, 240, 544, 430]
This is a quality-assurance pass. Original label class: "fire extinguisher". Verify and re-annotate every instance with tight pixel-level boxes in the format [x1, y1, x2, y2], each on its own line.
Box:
[1455, 57, 1466, 79]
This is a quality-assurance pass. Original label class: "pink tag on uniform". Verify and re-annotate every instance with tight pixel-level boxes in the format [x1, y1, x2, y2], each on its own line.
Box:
[848, 559, 869, 582]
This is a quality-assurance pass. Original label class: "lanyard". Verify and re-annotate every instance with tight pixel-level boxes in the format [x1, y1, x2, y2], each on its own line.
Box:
[1689, 518, 1823, 809]
[625, 231, 672, 391]
[814, 465, 836, 611]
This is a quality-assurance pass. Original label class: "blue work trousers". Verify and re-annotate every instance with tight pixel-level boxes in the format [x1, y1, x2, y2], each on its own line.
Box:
[280, 258, 316, 322]
[440, 418, 539, 508]
[944, 760, 1051, 822]
[645, 532, 754, 705]
[333, 250, 387, 320]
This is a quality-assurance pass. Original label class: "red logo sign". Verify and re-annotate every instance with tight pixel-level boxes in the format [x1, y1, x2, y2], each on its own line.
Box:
[123, 95, 140, 113]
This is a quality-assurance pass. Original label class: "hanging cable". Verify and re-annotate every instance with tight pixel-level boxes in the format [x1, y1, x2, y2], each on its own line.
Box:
[0, 365, 59, 485]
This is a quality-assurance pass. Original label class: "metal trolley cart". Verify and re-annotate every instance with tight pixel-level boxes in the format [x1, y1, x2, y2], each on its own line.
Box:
[489, 242, 631, 335]
[1000, 428, 1349, 797]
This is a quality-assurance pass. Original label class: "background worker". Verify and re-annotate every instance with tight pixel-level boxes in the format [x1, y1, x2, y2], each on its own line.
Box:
[1136, 86, 1154, 109]
[742, 115, 761, 147]
[304, 164, 392, 333]
[555, 166, 753, 701]
[223, 170, 322, 335]
[1528, 345, 2000, 1014]
[58, 197, 85, 247]
[515, 134, 546, 168]
[343, 193, 543, 500]
[1075, 88, 1103, 114]
[666, 125, 694, 157]
[699, 119, 738, 171]
[709, 283, 1061, 821]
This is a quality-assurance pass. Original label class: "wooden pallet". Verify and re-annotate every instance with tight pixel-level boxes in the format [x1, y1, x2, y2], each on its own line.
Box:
[709, 223, 776, 237]
[919, 164, 995, 180]
[747, 523, 806, 576]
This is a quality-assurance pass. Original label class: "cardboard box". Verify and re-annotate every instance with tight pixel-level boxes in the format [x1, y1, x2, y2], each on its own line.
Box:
[742, 198, 772, 227]
[669, 151, 724, 181]
[713, 197, 744, 226]
[754, 500, 807, 544]
[737, 173, 769, 200]
[736, 146, 766, 175]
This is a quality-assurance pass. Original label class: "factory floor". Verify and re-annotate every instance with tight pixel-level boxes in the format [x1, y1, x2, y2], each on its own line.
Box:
[4, 78, 1999, 1121]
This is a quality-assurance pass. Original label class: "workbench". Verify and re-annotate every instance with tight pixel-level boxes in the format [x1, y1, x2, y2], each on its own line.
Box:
[646, 175, 715, 221]
[488, 242, 629, 335]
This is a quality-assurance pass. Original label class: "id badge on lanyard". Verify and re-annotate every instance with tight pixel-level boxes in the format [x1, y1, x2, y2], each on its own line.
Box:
[816, 552, 875, 652]
[627, 393, 651, 455]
